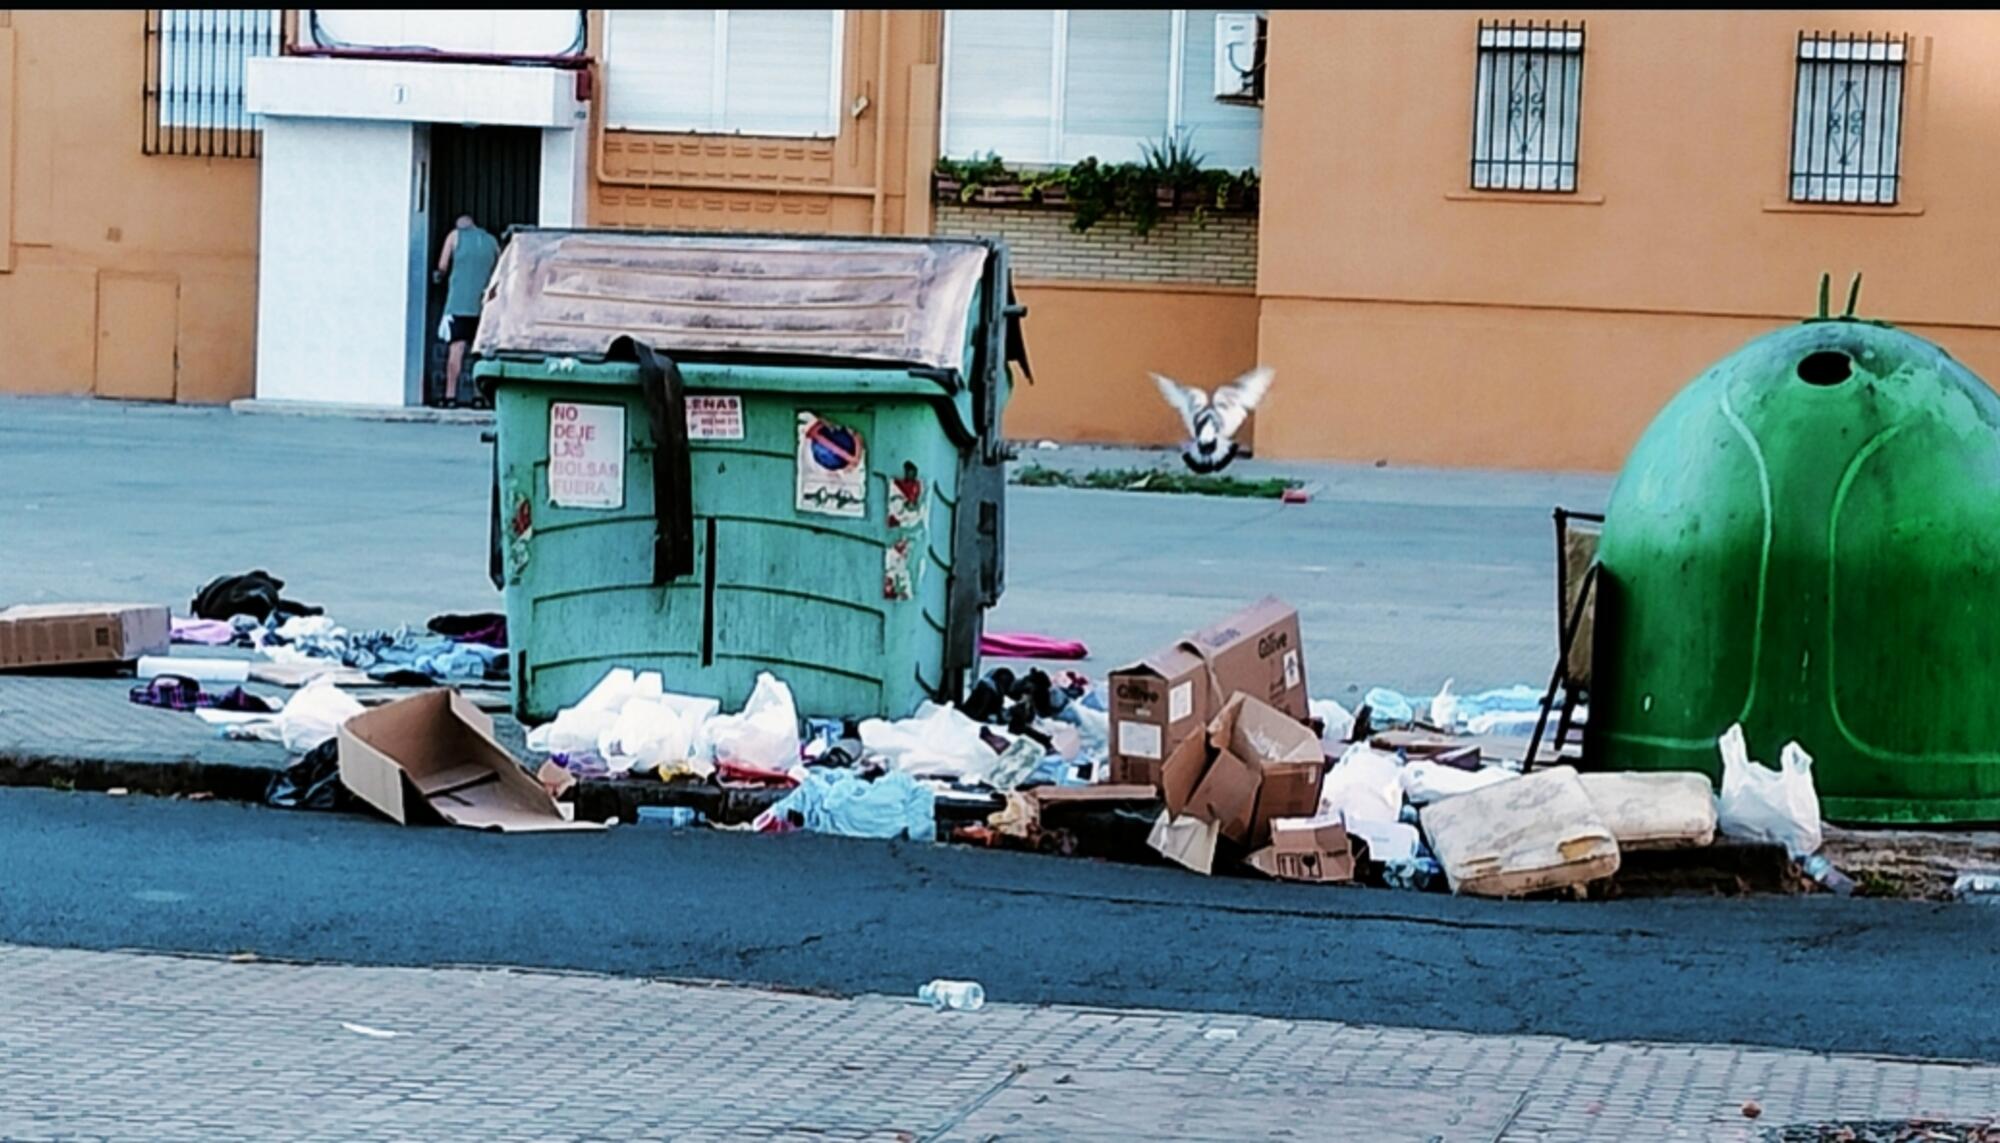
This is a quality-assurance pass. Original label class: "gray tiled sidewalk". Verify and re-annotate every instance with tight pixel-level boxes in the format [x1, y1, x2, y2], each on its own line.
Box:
[0, 944, 1992, 1142]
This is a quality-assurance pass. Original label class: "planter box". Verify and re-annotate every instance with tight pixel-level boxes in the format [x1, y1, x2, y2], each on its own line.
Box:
[933, 173, 1259, 216]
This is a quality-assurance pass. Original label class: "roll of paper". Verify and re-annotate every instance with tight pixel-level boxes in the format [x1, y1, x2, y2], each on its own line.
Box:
[136, 656, 251, 684]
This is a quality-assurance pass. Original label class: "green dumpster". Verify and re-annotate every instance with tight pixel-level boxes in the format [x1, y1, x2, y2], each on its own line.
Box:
[1588, 283, 2000, 824]
[470, 229, 1031, 723]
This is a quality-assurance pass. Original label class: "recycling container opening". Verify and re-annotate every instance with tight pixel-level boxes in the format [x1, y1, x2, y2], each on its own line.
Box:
[471, 229, 1032, 724]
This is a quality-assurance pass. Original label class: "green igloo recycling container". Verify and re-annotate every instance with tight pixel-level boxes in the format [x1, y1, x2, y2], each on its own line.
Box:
[470, 229, 1030, 723]
[1588, 290, 2000, 824]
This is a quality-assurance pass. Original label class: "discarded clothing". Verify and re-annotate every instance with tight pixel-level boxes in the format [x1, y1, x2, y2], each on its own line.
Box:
[265, 740, 354, 812]
[764, 768, 936, 842]
[129, 675, 279, 714]
[979, 632, 1088, 661]
[191, 570, 322, 624]
[428, 612, 508, 648]
[170, 617, 236, 646]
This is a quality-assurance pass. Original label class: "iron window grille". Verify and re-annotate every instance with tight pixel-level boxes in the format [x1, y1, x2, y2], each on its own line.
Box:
[1470, 20, 1584, 194]
[143, 9, 281, 158]
[1789, 31, 1907, 206]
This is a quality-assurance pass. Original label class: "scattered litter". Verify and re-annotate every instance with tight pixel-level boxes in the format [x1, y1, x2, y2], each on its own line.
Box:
[1202, 1028, 1241, 1042]
[917, 980, 985, 1012]
[860, 703, 996, 784]
[340, 1022, 401, 1039]
[135, 655, 249, 684]
[1281, 487, 1309, 504]
[170, 617, 236, 646]
[190, 570, 321, 623]
[1716, 724, 1823, 859]
[1741, 1100, 1762, 1120]
[107, 788, 129, 797]
[1953, 873, 2000, 904]
[708, 673, 801, 773]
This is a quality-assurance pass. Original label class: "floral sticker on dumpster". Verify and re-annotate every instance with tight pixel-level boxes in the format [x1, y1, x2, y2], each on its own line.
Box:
[884, 465, 927, 601]
[796, 412, 867, 519]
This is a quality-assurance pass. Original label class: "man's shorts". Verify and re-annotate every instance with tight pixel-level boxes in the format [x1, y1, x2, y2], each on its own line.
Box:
[439, 314, 480, 344]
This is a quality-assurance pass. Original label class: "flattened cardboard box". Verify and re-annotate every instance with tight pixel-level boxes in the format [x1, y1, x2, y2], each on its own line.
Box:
[339, 689, 605, 832]
[0, 603, 170, 671]
[1109, 597, 1308, 789]
[1161, 693, 1324, 850]
[1247, 819, 1356, 883]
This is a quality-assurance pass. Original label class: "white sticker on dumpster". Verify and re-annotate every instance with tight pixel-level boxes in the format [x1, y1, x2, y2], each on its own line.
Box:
[687, 395, 744, 441]
[795, 412, 867, 518]
[548, 402, 626, 510]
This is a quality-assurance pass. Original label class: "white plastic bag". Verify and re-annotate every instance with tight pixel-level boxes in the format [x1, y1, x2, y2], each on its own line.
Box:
[1310, 698, 1355, 751]
[1317, 742, 1405, 826]
[707, 673, 801, 770]
[278, 678, 365, 754]
[860, 702, 997, 783]
[1715, 724, 1823, 859]
[1428, 679, 1459, 733]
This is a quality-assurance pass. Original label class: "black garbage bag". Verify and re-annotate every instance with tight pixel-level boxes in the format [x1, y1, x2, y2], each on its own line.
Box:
[192, 570, 324, 624]
[265, 740, 354, 812]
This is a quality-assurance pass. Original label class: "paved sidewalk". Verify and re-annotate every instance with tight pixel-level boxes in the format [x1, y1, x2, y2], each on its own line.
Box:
[1, 944, 1993, 1142]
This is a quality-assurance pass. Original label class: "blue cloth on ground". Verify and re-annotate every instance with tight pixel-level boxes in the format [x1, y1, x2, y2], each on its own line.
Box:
[770, 769, 936, 842]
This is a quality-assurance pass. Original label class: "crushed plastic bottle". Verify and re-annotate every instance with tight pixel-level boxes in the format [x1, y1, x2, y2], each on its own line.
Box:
[1798, 852, 1855, 897]
[918, 980, 986, 1012]
[1382, 855, 1445, 892]
[1953, 873, 2000, 904]
[636, 806, 704, 829]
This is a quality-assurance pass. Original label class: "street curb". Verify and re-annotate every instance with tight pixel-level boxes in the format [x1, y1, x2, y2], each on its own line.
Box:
[0, 749, 278, 802]
[0, 745, 793, 825]
[230, 399, 494, 427]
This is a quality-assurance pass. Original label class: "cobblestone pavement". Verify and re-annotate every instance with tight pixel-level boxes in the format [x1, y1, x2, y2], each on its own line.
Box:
[1, 944, 1993, 1142]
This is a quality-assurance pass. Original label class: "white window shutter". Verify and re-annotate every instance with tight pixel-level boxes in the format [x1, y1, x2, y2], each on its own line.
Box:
[722, 10, 840, 137]
[1059, 10, 1174, 164]
[605, 10, 718, 133]
[1175, 8, 1262, 171]
[943, 10, 1059, 162]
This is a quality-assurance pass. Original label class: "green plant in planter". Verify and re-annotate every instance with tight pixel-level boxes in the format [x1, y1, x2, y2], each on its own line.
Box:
[934, 130, 1259, 235]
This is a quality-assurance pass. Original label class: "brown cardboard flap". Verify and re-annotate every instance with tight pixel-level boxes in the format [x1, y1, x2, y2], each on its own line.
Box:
[338, 690, 604, 833]
[1158, 730, 1212, 817]
[1201, 694, 1325, 847]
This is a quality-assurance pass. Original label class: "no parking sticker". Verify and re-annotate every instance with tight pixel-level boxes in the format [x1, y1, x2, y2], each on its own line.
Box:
[795, 412, 866, 518]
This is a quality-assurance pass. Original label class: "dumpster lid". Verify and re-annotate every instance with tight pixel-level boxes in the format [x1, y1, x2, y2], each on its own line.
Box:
[473, 229, 994, 373]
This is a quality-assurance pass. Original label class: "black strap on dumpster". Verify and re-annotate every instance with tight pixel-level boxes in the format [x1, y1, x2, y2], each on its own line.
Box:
[609, 335, 696, 585]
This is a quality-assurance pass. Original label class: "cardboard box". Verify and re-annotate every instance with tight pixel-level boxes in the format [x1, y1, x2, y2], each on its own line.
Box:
[1109, 597, 1308, 789]
[1162, 693, 1324, 849]
[338, 689, 605, 832]
[0, 603, 170, 671]
[1247, 818, 1356, 883]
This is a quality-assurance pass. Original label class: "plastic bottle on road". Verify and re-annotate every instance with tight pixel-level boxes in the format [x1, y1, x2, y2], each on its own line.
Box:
[1799, 852, 1855, 897]
[636, 806, 704, 829]
[918, 980, 985, 1011]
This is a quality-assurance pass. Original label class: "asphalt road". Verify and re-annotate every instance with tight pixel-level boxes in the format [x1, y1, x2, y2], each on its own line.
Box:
[3, 788, 1994, 1063]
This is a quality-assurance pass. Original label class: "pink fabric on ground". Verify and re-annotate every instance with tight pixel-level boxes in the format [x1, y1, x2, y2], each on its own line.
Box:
[171, 617, 236, 646]
[979, 632, 1089, 661]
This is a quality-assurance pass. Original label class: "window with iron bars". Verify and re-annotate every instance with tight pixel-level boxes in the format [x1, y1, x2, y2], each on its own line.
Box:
[143, 9, 282, 158]
[1470, 20, 1584, 194]
[1790, 32, 1907, 206]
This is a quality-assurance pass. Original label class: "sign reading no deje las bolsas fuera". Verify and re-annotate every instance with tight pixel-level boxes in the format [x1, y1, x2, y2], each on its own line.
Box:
[548, 402, 626, 510]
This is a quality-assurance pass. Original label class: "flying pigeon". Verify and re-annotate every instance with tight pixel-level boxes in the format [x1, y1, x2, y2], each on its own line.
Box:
[1152, 367, 1275, 474]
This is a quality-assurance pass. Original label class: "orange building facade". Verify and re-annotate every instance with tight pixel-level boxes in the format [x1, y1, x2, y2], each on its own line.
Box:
[6, 11, 1996, 472]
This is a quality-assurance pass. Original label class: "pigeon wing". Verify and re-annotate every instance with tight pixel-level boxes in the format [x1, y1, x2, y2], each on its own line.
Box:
[1151, 373, 1208, 438]
[1209, 367, 1274, 439]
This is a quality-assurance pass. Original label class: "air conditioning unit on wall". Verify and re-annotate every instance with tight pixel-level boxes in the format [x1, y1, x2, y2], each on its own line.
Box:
[1214, 13, 1266, 106]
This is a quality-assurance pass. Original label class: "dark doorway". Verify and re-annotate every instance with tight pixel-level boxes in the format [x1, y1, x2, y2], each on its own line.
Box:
[425, 124, 541, 406]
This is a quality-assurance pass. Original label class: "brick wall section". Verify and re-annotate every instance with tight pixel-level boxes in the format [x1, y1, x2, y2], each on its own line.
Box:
[933, 203, 1258, 287]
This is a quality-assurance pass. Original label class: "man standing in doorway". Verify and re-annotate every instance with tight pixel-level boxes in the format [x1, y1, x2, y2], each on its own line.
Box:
[433, 214, 501, 408]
